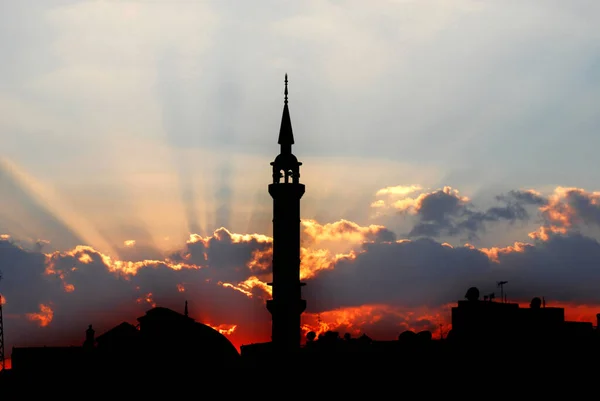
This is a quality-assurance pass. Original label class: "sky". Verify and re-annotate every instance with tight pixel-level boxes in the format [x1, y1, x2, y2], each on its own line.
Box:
[1, 0, 600, 365]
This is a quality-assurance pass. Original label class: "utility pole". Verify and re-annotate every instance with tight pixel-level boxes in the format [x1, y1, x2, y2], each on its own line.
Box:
[0, 270, 5, 371]
[497, 281, 508, 304]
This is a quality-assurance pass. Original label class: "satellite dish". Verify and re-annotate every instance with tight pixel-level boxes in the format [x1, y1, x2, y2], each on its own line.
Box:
[530, 297, 542, 309]
[465, 287, 480, 301]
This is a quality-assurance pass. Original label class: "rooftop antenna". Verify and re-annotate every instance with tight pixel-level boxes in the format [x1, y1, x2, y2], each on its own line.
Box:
[0, 270, 5, 371]
[484, 293, 495, 302]
[497, 281, 508, 304]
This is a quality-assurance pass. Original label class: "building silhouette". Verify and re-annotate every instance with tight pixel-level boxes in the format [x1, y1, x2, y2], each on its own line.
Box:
[2, 76, 600, 391]
[266, 74, 307, 354]
[5, 302, 240, 388]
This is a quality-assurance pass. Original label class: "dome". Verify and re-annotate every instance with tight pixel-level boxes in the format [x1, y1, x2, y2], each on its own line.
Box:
[398, 330, 416, 342]
[189, 321, 240, 361]
[273, 153, 298, 167]
[137, 307, 240, 367]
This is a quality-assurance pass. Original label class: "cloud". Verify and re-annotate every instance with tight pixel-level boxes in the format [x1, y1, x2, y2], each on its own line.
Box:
[3, 185, 600, 351]
[498, 187, 600, 241]
[372, 185, 532, 240]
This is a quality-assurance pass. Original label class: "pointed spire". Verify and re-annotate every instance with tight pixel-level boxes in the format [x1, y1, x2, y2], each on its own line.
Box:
[184, 300, 188, 317]
[278, 73, 294, 148]
[284, 73, 288, 105]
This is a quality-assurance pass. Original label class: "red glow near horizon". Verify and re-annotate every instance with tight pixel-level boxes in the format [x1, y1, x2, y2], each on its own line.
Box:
[0, 358, 11, 371]
[1, 301, 599, 370]
[2, 203, 600, 368]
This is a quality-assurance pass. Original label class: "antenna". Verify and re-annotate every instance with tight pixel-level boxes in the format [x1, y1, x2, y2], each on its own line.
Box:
[0, 270, 5, 371]
[497, 281, 508, 303]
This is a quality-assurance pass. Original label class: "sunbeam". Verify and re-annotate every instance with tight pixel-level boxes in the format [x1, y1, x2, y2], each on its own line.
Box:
[0, 157, 116, 255]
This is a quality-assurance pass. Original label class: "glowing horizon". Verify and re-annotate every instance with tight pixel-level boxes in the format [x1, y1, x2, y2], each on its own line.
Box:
[2, 0, 600, 365]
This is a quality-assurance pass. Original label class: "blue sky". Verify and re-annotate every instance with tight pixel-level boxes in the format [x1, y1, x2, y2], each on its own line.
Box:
[1, 0, 600, 352]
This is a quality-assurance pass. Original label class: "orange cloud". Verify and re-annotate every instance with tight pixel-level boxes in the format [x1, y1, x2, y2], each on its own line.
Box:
[45, 245, 199, 277]
[479, 241, 532, 263]
[247, 248, 272, 272]
[219, 248, 359, 298]
[177, 283, 185, 292]
[217, 218, 394, 297]
[219, 276, 272, 298]
[26, 304, 54, 327]
[124, 240, 136, 247]
[44, 256, 75, 293]
[300, 247, 358, 279]
[526, 187, 600, 241]
[206, 323, 237, 336]
[302, 304, 450, 340]
[301, 219, 389, 244]
[300, 300, 600, 344]
[136, 292, 156, 308]
[187, 228, 272, 247]
[528, 225, 567, 241]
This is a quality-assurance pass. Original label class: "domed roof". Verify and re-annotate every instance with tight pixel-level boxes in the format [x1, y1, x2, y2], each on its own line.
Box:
[273, 153, 298, 167]
[137, 307, 240, 365]
[189, 321, 240, 359]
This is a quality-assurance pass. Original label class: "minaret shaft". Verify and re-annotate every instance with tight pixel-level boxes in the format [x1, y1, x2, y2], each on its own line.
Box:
[267, 74, 306, 353]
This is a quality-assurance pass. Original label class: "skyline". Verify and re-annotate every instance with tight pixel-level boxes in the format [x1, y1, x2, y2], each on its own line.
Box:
[2, 0, 600, 368]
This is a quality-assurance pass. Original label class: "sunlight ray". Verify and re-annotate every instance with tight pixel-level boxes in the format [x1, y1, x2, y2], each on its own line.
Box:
[0, 157, 118, 256]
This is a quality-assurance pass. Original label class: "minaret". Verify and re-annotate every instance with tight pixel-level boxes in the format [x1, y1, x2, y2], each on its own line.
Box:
[267, 74, 306, 353]
[83, 324, 95, 349]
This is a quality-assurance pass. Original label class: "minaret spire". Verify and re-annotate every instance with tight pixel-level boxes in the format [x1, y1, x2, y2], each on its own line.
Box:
[284, 73, 288, 105]
[278, 74, 294, 151]
[184, 300, 188, 317]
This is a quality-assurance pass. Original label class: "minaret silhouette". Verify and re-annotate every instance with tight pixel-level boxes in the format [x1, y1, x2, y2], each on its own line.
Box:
[267, 74, 306, 353]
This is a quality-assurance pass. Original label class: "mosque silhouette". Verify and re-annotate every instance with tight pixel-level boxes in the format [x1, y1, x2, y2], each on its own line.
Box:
[1, 76, 599, 391]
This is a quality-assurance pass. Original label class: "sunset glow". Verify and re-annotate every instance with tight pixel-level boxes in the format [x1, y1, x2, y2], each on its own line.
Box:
[1, 0, 600, 367]
[3, 184, 600, 354]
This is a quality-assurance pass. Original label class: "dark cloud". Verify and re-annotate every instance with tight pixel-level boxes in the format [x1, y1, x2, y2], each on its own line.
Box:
[3, 202, 600, 351]
[306, 238, 492, 311]
[408, 187, 532, 240]
[500, 189, 547, 206]
[501, 188, 600, 237]
[0, 232, 271, 351]
[168, 227, 271, 282]
[306, 231, 600, 314]
[0, 238, 59, 313]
